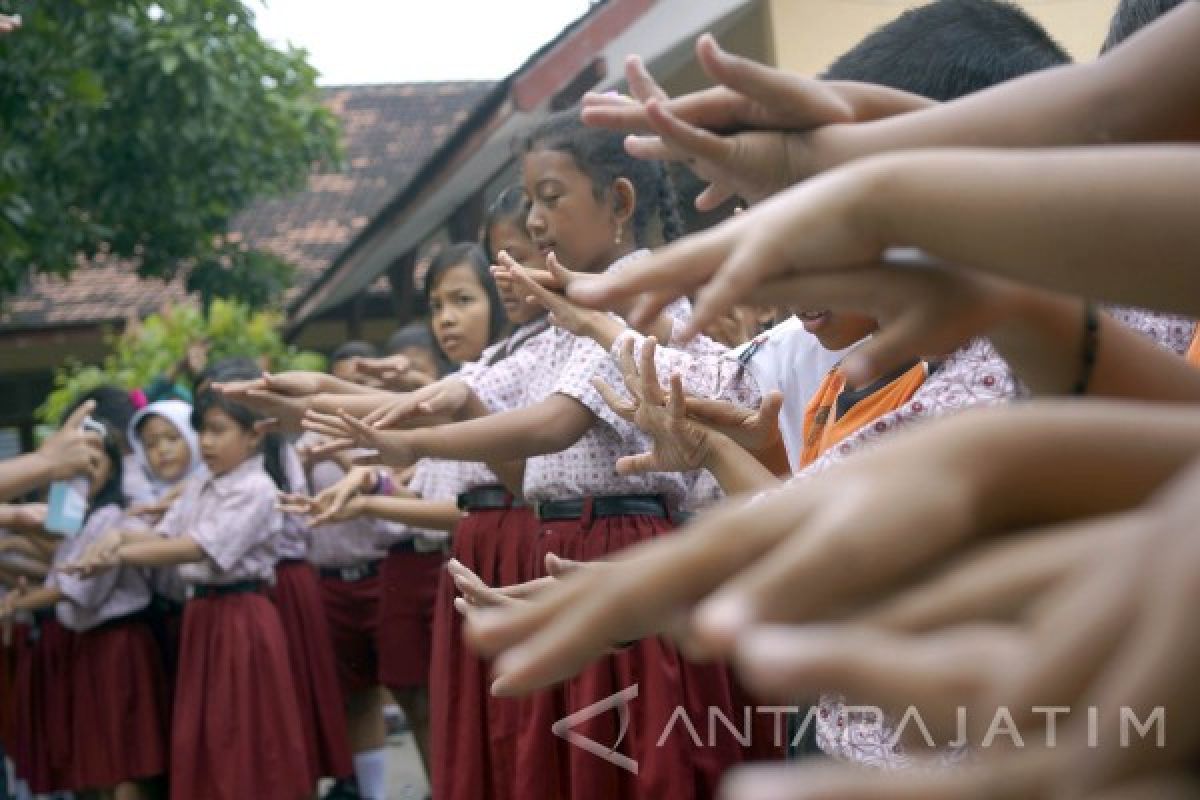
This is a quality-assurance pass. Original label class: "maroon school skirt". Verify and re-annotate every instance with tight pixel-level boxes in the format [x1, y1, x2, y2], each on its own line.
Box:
[378, 543, 446, 690]
[270, 561, 355, 783]
[0, 626, 15, 752]
[429, 503, 541, 800]
[69, 618, 169, 789]
[13, 615, 75, 793]
[171, 589, 311, 800]
[317, 567, 382, 695]
[524, 510, 768, 800]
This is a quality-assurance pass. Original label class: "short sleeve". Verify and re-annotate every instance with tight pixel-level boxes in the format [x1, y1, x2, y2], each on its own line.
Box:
[49, 506, 130, 606]
[553, 336, 629, 431]
[189, 480, 280, 571]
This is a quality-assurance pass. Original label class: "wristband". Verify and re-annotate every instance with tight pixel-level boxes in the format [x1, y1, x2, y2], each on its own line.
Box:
[371, 468, 395, 497]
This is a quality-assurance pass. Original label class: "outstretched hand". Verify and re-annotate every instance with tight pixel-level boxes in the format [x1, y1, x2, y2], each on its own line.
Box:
[593, 337, 713, 475]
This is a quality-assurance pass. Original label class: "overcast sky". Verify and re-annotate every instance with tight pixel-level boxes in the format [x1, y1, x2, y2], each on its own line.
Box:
[250, 0, 594, 85]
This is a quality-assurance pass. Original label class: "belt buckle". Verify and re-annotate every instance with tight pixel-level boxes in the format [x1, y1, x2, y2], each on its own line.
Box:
[341, 566, 368, 582]
[413, 535, 447, 554]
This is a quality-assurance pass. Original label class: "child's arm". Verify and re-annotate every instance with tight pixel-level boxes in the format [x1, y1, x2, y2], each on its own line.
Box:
[63, 533, 206, 576]
[987, 293, 1200, 401]
[502, 253, 674, 352]
[577, 147, 1200, 347]
[3, 585, 65, 615]
[116, 536, 207, 568]
[0, 534, 45, 561]
[0, 401, 102, 502]
[699, 432, 780, 496]
[797, 3, 1200, 175]
[305, 394, 595, 469]
[0, 503, 46, 531]
[346, 495, 463, 532]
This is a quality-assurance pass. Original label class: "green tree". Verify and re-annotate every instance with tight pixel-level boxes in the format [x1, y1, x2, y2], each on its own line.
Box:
[0, 0, 340, 307]
[38, 298, 325, 424]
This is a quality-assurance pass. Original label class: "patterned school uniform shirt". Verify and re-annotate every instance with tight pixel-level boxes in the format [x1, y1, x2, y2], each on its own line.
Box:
[157, 454, 282, 586]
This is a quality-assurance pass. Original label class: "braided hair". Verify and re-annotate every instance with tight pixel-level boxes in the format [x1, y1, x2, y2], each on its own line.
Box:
[518, 108, 684, 246]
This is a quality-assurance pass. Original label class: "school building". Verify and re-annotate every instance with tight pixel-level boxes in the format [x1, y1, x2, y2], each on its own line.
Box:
[0, 0, 1117, 452]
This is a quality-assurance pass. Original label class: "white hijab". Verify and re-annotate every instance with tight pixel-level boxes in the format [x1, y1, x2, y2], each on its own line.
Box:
[127, 399, 203, 499]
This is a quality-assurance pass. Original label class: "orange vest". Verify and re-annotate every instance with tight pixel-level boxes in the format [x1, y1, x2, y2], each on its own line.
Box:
[800, 362, 928, 468]
[1187, 329, 1200, 367]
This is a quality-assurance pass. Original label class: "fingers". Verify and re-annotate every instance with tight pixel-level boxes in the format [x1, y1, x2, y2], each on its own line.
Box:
[683, 395, 746, 427]
[1058, 534, 1200, 794]
[303, 409, 357, 441]
[467, 496, 793, 694]
[667, 372, 687, 421]
[990, 543, 1141, 735]
[753, 390, 785, 432]
[686, 233, 775, 342]
[591, 377, 637, 421]
[304, 436, 356, 461]
[625, 54, 669, 104]
[858, 519, 1118, 633]
[544, 553, 584, 578]
[614, 335, 642, 399]
[841, 312, 940, 389]
[350, 451, 385, 468]
[695, 182, 735, 213]
[615, 451, 664, 476]
[644, 97, 735, 167]
[580, 88, 658, 133]
[689, 475, 962, 653]
[566, 232, 723, 314]
[639, 337, 665, 406]
[693, 33, 853, 130]
[276, 492, 315, 515]
[61, 399, 96, 432]
[511, 261, 563, 314]
[624, 134, 680, 162]
[733, 623, 1023, 746]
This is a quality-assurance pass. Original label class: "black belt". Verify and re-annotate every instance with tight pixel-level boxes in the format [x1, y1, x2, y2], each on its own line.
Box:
[457, 485, 524, 511]
[674, 510, 696, 526]
[190, 580, 265, 599]
[150, 594, 184, 616]
[319, 562, 380, 582]
[91, 607, 154, 633]
[388, 539, 449, 555]
[536, 494, 669, 522]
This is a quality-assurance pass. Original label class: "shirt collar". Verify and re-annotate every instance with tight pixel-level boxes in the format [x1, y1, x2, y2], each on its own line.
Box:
[203, 453, 265, 497]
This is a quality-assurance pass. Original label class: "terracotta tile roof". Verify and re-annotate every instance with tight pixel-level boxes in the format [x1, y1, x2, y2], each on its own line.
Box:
[0, 81, 495, 332]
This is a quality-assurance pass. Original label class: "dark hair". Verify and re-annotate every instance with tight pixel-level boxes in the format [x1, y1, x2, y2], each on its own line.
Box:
[822, 0, 1070, 100]
[481, 185, 531, 260]
[519, 108, 684, 246]
[385, 323, 435, 357]
[88, 422, 127, 514]
[63, 387, 136, 450]
[423, 242, 508, 364]
[190, 360, 290, 493]
[193, 356, 263, 397]
[1101, 0, 1185, 53]
[330, 340, 377, 367]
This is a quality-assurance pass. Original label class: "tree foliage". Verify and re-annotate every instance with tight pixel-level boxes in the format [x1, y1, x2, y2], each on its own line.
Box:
[0, 0, 340, 306]
[38, 299, 325, 424]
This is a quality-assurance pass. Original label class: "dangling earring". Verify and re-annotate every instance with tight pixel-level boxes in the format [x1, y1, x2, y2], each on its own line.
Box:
[614, 224, 623, 246]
